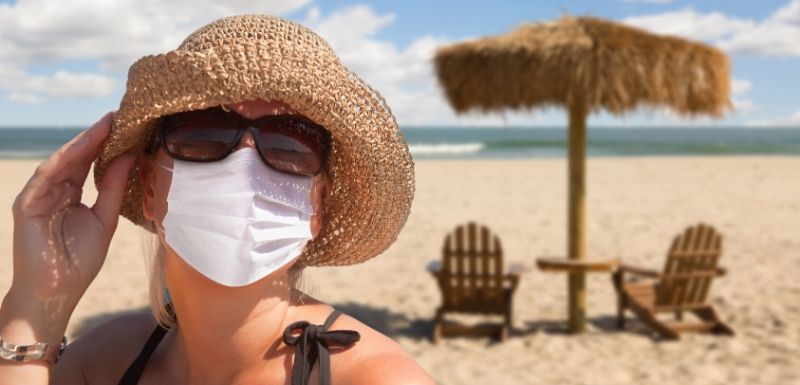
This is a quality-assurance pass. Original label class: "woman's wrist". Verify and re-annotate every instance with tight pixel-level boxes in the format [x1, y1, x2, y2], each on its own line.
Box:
[0, 288, 73, 347]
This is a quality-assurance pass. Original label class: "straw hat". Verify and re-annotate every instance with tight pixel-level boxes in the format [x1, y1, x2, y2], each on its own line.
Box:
[93, 14, 415, 266]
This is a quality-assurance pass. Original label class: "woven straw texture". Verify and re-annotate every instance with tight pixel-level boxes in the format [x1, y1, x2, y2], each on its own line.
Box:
[93, 15, 415, 266]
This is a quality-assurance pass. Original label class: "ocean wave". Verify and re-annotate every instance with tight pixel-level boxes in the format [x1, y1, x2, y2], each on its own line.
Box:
[408, 142, 484, 155]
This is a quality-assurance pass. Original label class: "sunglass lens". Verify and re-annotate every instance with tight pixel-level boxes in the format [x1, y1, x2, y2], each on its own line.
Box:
[164, 108, 238, 161]
[258, 118, 327, 176]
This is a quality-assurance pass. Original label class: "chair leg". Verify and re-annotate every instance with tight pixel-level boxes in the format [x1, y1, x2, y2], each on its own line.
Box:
[499, 325, 509, 342]
[617, 295, 627, 329]
[693, 306, 734, 336]
[612, 271, 626, 329]
[433, 308, 443, 344]
[433, 323, 442, 345]
[502, 289, 513, 342]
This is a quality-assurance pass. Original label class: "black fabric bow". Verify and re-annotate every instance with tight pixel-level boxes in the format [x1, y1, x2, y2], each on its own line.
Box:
[282, 311, 361, 385]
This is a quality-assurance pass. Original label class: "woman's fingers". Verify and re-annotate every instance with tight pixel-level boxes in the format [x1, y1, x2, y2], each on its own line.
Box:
[35, 111, 113, 182]
[91, 153, 135, 237]
[14, 112, 114, 218]
[60, 112, 115, 181]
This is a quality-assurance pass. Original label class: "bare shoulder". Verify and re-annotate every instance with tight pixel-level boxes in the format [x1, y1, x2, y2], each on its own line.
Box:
[326, 310, 435, 385]
[52, 309, 159, 384]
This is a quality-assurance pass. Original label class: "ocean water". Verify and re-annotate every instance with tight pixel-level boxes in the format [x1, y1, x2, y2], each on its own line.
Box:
[404, 127, 800, 159]
[0, 126, 798, 160]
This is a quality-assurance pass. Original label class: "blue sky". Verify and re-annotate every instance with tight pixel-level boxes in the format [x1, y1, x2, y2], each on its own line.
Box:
[0, 0, 798, 127]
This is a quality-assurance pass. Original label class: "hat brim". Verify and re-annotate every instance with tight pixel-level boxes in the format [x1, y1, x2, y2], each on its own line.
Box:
[93, 40, 414, 266]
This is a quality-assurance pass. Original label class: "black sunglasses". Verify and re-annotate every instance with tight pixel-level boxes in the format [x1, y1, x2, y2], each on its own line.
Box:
[150, 106, 331, 176]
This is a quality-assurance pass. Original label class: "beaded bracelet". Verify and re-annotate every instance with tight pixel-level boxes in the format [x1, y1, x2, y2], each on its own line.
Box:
[0, 335, 67, 364]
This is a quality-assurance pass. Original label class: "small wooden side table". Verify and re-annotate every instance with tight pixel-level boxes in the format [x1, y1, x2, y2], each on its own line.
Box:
[536, 257, 619, 333]
[536, 257, 619, 273]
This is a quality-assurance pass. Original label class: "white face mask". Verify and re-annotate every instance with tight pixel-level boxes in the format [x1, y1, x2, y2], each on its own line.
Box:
[157, 148, 313, 287]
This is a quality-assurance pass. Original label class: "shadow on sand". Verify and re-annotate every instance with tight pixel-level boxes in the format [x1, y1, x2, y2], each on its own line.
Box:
[511, 314, 657, 339]
[334, 303, 660, 342]
[72, 303, 657, 343]
[331, 302, 434, 342]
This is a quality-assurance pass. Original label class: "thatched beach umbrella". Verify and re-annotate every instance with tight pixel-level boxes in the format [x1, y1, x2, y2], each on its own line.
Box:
[434, 16, 730, 333]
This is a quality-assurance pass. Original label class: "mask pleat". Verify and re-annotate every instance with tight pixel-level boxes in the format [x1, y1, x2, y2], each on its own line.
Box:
[160, 148, 314, 287]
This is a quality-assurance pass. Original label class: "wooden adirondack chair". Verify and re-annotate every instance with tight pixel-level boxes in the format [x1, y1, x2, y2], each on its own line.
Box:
[427, 222, 522, 343]
[612, 223, 734, 340]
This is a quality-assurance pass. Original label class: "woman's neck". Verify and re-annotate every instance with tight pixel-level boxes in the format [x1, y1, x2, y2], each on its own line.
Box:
[163, 256, 299, 384]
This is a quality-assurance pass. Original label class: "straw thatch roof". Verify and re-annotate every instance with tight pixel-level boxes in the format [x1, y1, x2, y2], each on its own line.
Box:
[434, 16, 730, 116]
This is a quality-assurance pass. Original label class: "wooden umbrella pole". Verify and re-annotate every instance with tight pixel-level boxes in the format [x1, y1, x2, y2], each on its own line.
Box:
[567, 102, 587, 333]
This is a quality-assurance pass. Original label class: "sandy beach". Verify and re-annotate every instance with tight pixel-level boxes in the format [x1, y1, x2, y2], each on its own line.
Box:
[1, 156, 798, 385]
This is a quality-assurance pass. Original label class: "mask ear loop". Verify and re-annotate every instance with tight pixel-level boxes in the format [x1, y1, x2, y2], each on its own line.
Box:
[155, 160, 173, 173]
[152, 153, 172, 235]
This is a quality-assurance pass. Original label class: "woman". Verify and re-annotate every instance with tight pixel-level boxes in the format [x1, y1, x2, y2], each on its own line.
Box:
[0, 15, 431, 385]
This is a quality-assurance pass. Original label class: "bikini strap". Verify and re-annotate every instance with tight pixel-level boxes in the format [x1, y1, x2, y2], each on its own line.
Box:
[282, 309, 361, 385]
[322, 309, 342, 330]
[117, 324, 168, 385]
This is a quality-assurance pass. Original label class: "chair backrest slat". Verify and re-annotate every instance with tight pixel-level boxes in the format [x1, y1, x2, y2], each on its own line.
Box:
[656, 224, 723, 310]
[493, 236, 503, 304]
[454, 226, 465, 307]
[467, 223, 478, 310]
[439, 222, 505, 314]
[480, 225, 491, 307]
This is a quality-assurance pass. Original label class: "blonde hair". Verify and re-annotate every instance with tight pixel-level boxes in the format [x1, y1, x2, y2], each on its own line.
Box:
[142, 229, 306, 329]
[144, 235, 174, 328]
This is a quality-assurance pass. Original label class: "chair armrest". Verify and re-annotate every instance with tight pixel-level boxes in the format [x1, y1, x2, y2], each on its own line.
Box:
[617, 263, 660, 278]
[617, 263, 725, 277]
[427, 260, 442, 273]
[507, 263, 525, 276]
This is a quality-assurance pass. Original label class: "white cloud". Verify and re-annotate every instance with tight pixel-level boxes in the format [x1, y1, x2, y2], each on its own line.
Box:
[302, 6, 573, 127]
[0, 0, 310, 102]
[7, 92, 42, 104]
[0, 1, 457, 123]
[306, 6, 780, 127]
[732, 99, 756, 112]
[0, 0, 311, 68]
[305, 6, 321, 23]
[305, 6, 461, 126]
[720, 0, 800, 56]
[730, 78, 756, 112]
[746, 109, 800, 127]
[309, 6, 396, 69]
[623, 7, 754, 41]
[623, 1, 800, 57]
[0, 65, 115, 99]
[731, 79, 752, 96]
[2, 1, 788, 126]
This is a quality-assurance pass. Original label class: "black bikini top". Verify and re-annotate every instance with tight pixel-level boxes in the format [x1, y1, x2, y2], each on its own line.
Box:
[117, 309, 360, 385]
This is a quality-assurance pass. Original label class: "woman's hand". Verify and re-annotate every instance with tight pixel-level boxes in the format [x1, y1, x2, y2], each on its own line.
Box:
[9, 112, 134, 308]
